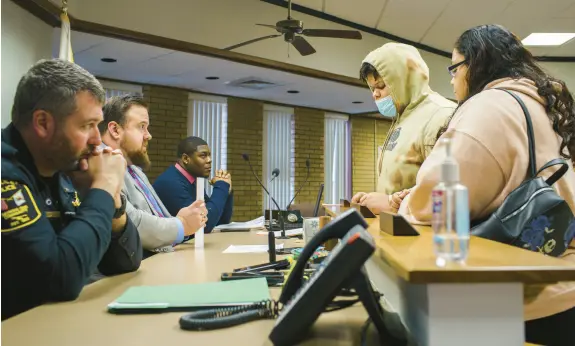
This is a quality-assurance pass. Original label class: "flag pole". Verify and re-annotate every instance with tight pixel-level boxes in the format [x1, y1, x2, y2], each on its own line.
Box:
[59, 0, 74, 62]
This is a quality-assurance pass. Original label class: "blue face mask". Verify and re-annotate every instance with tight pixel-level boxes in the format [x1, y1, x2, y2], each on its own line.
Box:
[375, 96, 396, 118]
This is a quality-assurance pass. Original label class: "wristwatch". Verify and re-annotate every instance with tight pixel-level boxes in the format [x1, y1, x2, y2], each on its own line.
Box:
[113, 194, 127, 219]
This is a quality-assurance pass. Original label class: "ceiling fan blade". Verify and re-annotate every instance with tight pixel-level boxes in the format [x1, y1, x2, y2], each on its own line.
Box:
[256, 23, 280, 31]
[291, 36, 316, 56]
[302, 29, 362, 39]
[224, 34, 282, 51]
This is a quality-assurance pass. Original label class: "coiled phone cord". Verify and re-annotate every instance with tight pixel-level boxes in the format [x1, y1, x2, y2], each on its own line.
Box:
[179, 300, 281, 331]
[179, 295, 362, 331]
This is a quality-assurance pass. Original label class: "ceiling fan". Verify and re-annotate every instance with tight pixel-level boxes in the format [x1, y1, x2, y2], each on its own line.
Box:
[223, 0, 362, 56]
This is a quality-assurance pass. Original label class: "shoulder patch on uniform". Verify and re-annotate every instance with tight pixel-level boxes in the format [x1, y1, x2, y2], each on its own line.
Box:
[1, 180, 41, 232]
[72, 191, 81, 207]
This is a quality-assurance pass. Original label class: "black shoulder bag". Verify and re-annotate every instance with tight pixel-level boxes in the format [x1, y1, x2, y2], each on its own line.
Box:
[471, 89, 575, 257]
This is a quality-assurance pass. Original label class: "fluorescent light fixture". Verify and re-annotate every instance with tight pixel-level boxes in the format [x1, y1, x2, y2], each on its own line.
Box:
[522, 33, 575, 46]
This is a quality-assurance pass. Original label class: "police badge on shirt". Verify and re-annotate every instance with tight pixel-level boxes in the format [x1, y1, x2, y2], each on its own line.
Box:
[1, 180, 41, 232]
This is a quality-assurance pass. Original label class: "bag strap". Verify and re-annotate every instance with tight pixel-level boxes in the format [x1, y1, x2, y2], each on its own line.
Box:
[537, 158, 569, 186]
[494, 88, 537, 178]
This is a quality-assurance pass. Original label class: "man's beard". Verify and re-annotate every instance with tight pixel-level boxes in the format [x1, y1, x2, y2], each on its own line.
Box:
[129, 150, 151, 171]
[50, 131, 92, 173]
[124, 141, 151, 171]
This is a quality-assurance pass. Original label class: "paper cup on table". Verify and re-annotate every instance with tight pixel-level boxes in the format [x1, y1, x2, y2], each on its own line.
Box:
[195, 177, 204, 248]
[302, 217, 320, 244]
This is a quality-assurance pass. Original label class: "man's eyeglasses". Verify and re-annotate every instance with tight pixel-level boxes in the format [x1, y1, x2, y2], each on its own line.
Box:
[447, 60, 467, 77]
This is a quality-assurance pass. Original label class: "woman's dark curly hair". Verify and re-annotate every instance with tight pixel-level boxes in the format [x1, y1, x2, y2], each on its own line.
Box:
[437, 24, 575, 163]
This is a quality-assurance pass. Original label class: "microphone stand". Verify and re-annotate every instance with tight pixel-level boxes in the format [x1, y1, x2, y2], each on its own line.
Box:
[273, 177, 289, 240]
[286, 159, 311, 210]
[243, 154, 283, 262]
[268, 170, 289, 240]
[268, 175, 276, 240]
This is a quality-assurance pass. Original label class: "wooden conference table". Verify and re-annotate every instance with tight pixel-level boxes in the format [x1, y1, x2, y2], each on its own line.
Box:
[324, 205, 575, 346]
[1, 231, 376, 346]
[2, 206, 573, 346]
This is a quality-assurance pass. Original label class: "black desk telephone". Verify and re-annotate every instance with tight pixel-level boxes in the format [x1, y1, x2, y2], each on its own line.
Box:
[180, 209, 404, 346]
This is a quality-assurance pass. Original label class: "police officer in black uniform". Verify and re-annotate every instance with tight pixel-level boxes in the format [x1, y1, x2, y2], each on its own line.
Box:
[1, 59, 142, 320]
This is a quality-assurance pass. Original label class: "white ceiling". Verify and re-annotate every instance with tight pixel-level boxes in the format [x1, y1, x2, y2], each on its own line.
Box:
[44, 0, 574, 116]
[52, 30, 377, 114]
[290, 0, 575, 57]
[46, 0, 575, 101]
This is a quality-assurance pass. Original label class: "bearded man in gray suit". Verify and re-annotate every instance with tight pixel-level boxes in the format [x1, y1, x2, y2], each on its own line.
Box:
[99, 95, 207, 257]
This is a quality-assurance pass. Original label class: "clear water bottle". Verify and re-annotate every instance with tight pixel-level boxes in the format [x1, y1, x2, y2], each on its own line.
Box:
[432, 138, 470, 266]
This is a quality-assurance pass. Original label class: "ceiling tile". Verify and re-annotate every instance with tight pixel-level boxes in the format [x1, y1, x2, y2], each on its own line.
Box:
[73, 39, 173, 73]
[325, 0, 386, 28]
[543, 41, 575, 56]
[558, 3, 575, 18]
[498, 0, 575, 19]
[500, 16, 575, 56]
[422, 0, 514, 52]
[127, 52, 209, 77]
[292, 0, 324, 12]
[52, 29, 108, 57]
[377, 0, 451, 42]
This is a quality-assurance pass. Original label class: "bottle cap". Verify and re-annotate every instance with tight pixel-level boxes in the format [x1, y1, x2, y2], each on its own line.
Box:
[440, 138, 459, 183]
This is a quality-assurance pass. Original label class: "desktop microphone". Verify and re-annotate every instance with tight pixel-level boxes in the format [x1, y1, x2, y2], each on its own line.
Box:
[242, 154, 282, 260]
[242, 153, 281, 210]
[286, 157, 311, 210]
[269, 168, 280, 183]
[267, 168, 289, 239]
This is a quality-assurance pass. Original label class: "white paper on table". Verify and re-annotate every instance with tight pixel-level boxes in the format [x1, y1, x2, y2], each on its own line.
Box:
[195, 178, 205, 248]
[255, 228, 303, 238]
[212, 216, 265, 232]
[222, 244, 284, 254]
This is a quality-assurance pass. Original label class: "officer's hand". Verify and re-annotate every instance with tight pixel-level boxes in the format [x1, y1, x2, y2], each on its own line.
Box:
[176, 200, 208, 236]
[88, 147, 127, 199]
[69, 147, 116, 197]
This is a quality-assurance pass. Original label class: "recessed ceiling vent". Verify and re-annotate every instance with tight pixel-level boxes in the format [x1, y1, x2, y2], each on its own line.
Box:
[226, 77, 282, 90]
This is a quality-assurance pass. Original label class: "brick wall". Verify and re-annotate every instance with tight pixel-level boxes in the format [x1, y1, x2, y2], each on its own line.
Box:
[375, 119, 392, 188]
[294, 108, 324, 205]
[227, 97, 264, 221]
[142, 85, 188, 182]
[351, 118, 376, 195]
[350, 117, 392, 195]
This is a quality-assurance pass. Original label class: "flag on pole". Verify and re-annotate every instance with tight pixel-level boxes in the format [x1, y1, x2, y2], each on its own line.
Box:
[58, 1, 74, 62]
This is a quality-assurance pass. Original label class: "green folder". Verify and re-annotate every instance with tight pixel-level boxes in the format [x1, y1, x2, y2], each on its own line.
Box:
[107, 277, 270, 314]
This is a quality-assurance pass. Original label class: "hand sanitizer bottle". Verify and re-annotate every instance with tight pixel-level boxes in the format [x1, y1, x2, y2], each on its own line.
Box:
[432, 138, 470, 266]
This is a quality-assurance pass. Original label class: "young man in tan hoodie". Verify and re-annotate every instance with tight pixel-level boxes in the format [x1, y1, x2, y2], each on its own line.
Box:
[351, 43, 456, 214]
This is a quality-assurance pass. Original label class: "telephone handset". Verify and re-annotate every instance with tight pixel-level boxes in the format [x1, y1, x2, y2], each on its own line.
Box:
[179, 209, 405, 346]
[270, 209, 405, 346]
[279, 208, 367, 304]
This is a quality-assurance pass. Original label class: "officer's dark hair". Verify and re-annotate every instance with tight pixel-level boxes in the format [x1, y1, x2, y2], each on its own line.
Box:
[99, 94, 148, 133]
[359, 63, 379, 83]
[177, 136, 208, 158]
[11, 59, 105, 129]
